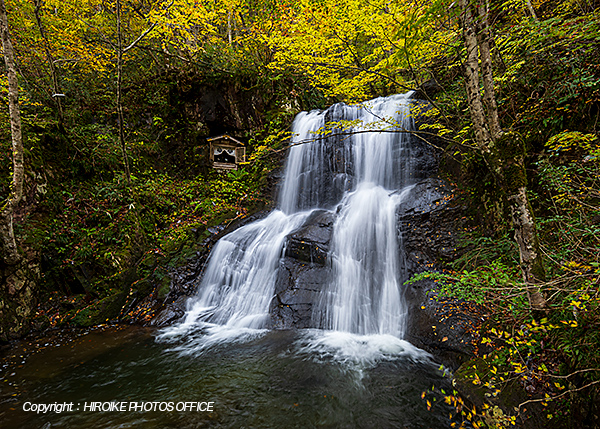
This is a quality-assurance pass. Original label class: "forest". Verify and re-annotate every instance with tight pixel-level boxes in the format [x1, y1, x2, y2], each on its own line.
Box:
[1, 0, 599, 427]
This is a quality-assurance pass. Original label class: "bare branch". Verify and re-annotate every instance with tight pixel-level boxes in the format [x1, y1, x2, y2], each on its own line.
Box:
[545, 368, 600, 379]
[123, 0, 174, 53]
[519, 379, 600, 409]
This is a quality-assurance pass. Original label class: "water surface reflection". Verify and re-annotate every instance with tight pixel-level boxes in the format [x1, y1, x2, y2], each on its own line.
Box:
[1, 326, 457, 428]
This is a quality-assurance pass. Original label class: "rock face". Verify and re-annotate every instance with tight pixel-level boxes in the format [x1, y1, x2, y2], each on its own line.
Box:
[397, 178, 480, 368]
[269, 260, 328, 329]
[269, 210, 334, 329]
[397, 178, 461, 273]
[0, 257, 39, 342]
[176, 79, 297, 135]
[284, 210, 334, 266]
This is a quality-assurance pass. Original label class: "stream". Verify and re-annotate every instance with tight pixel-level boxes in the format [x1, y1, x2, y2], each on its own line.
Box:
[1, 326, 456, 428]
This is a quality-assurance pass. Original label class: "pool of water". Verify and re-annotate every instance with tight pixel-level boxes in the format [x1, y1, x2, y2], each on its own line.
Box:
[0, 326, 458, 428]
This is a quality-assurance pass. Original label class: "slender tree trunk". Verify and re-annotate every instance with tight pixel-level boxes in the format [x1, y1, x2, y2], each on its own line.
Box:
[525, 0, 538, 20]
[227, 10, 233, 45]
[32, 0, 64, 125]
[459, 0, 496, 164]
[459, 0, 547, 310]
[0, 0, 23, 265]
[476, 0, 502, 141]
[116, 0, 132, 186]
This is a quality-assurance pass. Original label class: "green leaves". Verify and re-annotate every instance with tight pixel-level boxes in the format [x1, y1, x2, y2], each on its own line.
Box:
[409, 260, 524, 307]
[545, 131, 599, 156]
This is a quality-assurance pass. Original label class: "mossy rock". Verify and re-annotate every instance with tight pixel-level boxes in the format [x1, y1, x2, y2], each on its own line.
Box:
[70, 292, 127, 327]
[155, 273, 171, 301]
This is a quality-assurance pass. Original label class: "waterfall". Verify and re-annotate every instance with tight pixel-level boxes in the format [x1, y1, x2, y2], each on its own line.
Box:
[177, 210, 310, 330]
[279, 94, 415, 214]
[313, 184, 412, 336]
[163, 93, 418, 347]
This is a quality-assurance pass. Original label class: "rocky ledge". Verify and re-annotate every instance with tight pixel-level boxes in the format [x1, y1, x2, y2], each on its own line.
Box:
[152, 177, 477, 369]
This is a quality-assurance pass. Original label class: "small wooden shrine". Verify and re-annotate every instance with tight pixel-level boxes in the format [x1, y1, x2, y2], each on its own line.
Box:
[207, 135, 246, 170]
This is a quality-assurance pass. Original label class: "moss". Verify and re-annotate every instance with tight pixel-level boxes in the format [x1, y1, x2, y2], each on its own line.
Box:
[490, 131, 529, 195]
[156, 273, 171, 300]
[70, 292, 127, 327]
[497, 131, 526, 159]
[503, 161, 528, 194]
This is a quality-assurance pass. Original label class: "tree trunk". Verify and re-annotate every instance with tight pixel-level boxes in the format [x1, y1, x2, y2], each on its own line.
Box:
[509, 186, 548, 308]
[458, 0, 547, 310]
[32, 0, 64, 125]
[116, 0, 132, 186]
[0, 0, 24, 265]
[476, 0, 502, 141]
[525, 0, 538, 20]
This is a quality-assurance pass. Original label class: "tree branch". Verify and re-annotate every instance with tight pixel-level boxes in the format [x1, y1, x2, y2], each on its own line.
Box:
[123, 0, 174, 53]
[519, 379, 600, 409]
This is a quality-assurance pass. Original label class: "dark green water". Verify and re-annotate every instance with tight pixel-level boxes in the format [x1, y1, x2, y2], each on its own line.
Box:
[0, 326, 458, 428]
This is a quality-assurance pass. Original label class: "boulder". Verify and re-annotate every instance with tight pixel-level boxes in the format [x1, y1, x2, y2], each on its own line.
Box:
[284, 210, 335, 265]
[269, 259, 328, 329]
[269, 210, 335, 328]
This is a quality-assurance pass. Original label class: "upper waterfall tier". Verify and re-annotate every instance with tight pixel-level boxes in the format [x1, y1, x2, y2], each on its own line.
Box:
[279, 93, 416, 214]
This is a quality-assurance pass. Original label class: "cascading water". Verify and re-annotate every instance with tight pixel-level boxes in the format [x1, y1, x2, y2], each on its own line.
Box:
[309, 94, 416, 337]
[162, 93, 422, 355]
[0, 94, 461, 429]
[314, 184, 411, 337]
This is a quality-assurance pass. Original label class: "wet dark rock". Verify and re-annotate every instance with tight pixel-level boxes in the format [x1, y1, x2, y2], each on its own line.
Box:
[409, 138, 440, 181]
[207, 225, 225, 235]
[284, 210, 334, 266]
[151, 300, 186, 327]
[269, 211, 334, 328]
[269, 259, 328, 329]
[397, 178, 462, 274]
[288, 129, 353, 211]
[395, 178, 479, 369]
[398, 178, 452, 215]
